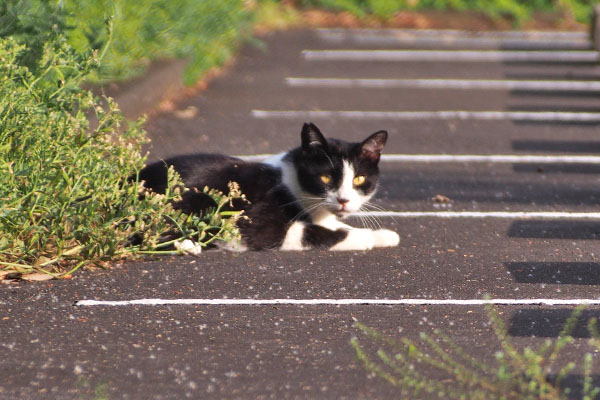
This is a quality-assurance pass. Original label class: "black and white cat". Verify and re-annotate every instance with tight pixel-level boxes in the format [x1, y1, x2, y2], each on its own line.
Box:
[139, 122, 399, 251]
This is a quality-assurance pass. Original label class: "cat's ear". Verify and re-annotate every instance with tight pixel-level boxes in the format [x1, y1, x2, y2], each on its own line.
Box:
[301, 122, 328, 152]
[360, 130, 387, 162]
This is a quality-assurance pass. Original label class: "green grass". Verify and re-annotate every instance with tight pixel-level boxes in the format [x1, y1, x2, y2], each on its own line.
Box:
[351, 305, 600, 399]
[297, 0, 600, 25]
[0, 37, 243, 276]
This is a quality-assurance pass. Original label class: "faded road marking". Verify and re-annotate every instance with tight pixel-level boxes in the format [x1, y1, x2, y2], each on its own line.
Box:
[76, 298, 600, 307]
[302, 49, 600, 62]
[251, 110, 600, 122]
[285, 77, 600, 92]
[240, 154, 600, 164]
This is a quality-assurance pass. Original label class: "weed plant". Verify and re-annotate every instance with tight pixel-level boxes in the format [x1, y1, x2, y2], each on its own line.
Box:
[351, 305, 600, 399]
[0, 37, 242, 277]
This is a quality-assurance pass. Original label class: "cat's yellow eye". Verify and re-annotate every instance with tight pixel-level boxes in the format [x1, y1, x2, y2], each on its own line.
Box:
[353, 175, 366, 186]
[320, 175, 331, 184]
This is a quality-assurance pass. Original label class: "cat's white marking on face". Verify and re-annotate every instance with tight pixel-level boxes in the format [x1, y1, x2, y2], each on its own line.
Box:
[280, 221, 308, 251]
[327, 160, 372, 216]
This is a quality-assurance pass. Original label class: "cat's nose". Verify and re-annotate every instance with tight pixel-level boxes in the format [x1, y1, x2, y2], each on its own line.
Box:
[337, 197, 349, 205]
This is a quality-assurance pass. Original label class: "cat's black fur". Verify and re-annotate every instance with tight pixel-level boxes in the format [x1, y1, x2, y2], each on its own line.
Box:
[139, 123, 399, 251]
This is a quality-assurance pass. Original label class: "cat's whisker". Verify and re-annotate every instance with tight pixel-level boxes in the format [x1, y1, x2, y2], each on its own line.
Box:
[360, 202, 389, 229]
[361, 214, 376, 231]
[361, 210, 380, 230]
[361, 201, 387, 212]
[280, 196, 323, 208]
[359, 209, 377, 230]
[355, 213, 367, 229]
[290, 202, 323, 223]
[358, 212, 373, 230]
[369, 209, 386, 230]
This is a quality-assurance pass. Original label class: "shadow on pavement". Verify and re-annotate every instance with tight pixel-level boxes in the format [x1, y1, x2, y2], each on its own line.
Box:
[505, 262, 600, 285]
[507, 221, 600, 240]
[547, 374, 600, 399]
[506, 104, 600, 113]
[509, 90, 600, 99]
[381, 175, 600, 206]
[512, 140, 600, 153]
[508, 309, 600, 338]
[512, 164, 600, 174]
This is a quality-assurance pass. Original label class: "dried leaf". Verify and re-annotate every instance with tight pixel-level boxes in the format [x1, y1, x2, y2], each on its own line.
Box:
[432, 194, 451, 203]
[21, 273, 54, 282]
[33, 256, 52, 267]
[0, 270, 14, 280]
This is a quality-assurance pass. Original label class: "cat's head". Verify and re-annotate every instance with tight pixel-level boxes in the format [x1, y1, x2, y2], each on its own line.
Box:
[290, 122, 387, 218]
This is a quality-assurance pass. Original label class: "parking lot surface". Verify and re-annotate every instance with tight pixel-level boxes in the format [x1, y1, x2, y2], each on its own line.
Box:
[2, 27, 600, 399]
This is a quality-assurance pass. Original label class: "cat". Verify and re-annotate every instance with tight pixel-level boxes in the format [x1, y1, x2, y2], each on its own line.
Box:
[138, 122, 400, 251]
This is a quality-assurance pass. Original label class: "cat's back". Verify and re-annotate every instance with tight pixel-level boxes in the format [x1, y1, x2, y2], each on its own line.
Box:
[139, 153, 283, 201]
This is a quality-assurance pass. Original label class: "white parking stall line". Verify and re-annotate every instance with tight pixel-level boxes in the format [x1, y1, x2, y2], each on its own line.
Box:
[286, 77, 600, 91]
[240, 154, 600, 164]
[352, 211, 600, 220]
[316, 28, 590, 40]
[381, 154, 600, 163]
[76, 298, 600, 307]
[316, 28, 591, 49]
[251, 110, 600, 122]
[302, 50, 600, 63]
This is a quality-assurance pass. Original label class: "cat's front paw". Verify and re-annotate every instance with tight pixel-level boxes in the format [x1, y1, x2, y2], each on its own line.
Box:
[373, 229, 400, 247]
[174, 239, 203, 255]
[330, 229, 375, 251]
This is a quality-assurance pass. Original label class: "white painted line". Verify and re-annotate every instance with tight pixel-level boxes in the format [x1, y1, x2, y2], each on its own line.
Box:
[352, 211, 600, 220]
[286, 77, 600, 91]
[302, 50, 600, 62]
[251, 110, 600, 122]
[319, 37, 591, 50]
[316, 29, 591, 49]
[381, 154, 600, 163]
[316, 28, 590, 40]
[240, 154, 600, 164]
[76, 298, 600, 307]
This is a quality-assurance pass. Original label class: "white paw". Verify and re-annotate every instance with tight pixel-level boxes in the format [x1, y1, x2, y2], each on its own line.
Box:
[174, 239, 202, 255]
[373, 229, 400, 247]
[330, 229, 375, 251]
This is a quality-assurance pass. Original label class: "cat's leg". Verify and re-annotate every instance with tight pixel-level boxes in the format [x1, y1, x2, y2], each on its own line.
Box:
[280, 221, 376, 251]
[372, 229, 400, 247]
[312, 211, 400, 248]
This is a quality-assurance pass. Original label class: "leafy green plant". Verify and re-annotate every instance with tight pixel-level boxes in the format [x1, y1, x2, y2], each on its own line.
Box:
[1, 0, 255, 85]
[63, 0, 255, 85]
[0, 37, 243, 277]
[351, 306, 600, 399]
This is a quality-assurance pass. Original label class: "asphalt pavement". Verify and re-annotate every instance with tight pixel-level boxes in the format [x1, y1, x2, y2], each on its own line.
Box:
[2, 27, 600, 399]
